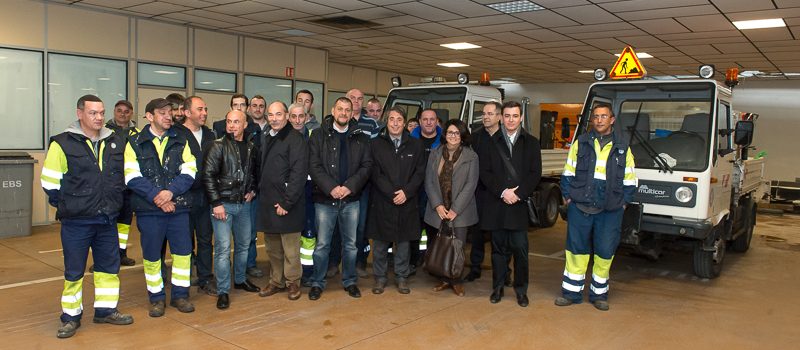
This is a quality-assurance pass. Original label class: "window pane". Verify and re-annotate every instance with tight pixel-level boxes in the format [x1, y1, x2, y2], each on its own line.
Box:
[195, 69, 236, 92]
[244, 75, 292, 107]
[0, 48, 43, 149]
[294, 81, 324, 119]
[48, 53, 126, 139]
[138, 62, 185, 88]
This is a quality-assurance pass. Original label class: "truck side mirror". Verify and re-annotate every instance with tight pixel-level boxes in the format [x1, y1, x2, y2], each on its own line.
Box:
[734, 120, 754, 147]
[561, 118, 571, 139]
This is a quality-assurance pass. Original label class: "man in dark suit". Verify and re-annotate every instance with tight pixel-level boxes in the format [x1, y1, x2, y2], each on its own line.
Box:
[479, 101, 542, 307]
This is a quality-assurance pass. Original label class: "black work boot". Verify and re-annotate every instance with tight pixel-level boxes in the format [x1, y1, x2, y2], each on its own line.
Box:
[120, 249, 135, 266]
[57, 320, 81, 338]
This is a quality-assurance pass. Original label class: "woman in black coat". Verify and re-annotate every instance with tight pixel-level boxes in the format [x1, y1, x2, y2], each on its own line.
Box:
[366, 107, 426, 294]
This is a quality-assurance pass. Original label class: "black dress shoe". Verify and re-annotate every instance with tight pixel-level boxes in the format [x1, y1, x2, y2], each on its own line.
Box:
[217, 293, 229, 310]
[345, 284, 362, 298]
[234, 279, 261, 293]
[464, 270, 481, 282]
[516, 294, 529, 307]
[308, 286, 323, 300]
[490, 287, 504, 304]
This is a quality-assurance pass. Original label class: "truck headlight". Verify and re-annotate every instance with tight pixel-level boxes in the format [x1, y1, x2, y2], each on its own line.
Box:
[675, 186, 693, 203]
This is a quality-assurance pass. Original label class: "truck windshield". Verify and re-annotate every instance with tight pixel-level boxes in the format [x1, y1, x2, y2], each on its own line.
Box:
[383, 87, 467, 123]
[578, 82, 715, 172]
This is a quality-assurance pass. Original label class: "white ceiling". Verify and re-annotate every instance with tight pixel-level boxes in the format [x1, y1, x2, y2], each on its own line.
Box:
[53, 0, 800, 83]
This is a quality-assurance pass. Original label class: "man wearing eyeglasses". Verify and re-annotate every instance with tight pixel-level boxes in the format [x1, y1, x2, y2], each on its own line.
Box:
[555, 102, 637, 311]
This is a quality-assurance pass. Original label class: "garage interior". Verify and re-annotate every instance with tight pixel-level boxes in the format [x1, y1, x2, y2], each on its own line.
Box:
[1, 0, 799, 348]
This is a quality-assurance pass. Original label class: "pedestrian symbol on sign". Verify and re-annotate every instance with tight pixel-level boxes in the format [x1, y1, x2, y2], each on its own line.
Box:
[610, 46, 646, 80]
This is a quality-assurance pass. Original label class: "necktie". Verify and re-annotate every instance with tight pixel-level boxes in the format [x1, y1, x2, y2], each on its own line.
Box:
[394, 138, 400, 149]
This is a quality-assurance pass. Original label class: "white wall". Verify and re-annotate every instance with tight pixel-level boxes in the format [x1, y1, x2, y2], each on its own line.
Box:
[732, 80, 800, 182]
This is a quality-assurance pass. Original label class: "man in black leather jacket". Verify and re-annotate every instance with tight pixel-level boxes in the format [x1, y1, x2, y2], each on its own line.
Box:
[203, 110, 261, 310]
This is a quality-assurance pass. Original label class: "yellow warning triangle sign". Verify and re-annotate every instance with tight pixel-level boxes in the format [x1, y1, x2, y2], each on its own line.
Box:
[609, 46, 646, 79]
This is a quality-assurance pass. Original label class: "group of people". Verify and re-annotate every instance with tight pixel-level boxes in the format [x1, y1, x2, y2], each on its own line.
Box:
[43, 86, 636, 339]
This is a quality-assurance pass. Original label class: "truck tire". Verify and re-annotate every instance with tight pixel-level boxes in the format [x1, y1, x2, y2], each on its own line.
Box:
[693, 225, 726, 279]
[731, 201, 756, 253]
[539, 187, 561, 228]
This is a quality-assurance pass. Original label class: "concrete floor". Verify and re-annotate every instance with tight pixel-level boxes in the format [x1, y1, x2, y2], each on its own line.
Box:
[1, 214, 798, 349]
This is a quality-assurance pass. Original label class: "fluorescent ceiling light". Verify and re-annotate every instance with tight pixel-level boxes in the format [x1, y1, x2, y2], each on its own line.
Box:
[0, 56, 7, 59]
[615, 52, 653, 58]
[154, 70, 178, 75]
[81, 88, 95, 91]
[440, 42, 481, 50]
[783, 73, 800, 76]
[437, 62, 469, 68]
[733, 18, 786, 30]
[487, 1, 545, 14]
[739, 70, 763, 77]
[199, 81, 213, 85]
[578, 70, 594, 73]
[97, 77, 110, 81]
[16, 87, 29, 90]
[48, 82, 61, 86]
[215, 88, 233, 91]
[276, 84, 292, 88]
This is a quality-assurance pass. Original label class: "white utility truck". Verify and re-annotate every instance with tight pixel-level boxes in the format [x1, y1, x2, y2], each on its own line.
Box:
[575, 65, 764, 278]
[382, 81, 567, 228]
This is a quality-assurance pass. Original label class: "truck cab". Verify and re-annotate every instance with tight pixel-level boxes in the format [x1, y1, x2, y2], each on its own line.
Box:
[382, 84, 505, 130]
[575, 78, 763, 278]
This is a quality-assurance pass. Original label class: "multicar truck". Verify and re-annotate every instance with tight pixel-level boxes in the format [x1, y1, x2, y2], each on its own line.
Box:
[382, 82, 567, 228]
[575, 73, 764, 278]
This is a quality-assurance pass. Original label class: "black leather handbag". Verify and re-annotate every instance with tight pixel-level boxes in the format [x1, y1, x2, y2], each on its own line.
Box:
[424, 221, 465, 279]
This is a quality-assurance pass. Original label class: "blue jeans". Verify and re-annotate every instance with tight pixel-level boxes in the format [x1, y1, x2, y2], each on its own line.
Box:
[212, 202, 252, 295]
[247, 199, 259, 269]
[311, 200, 359, 289]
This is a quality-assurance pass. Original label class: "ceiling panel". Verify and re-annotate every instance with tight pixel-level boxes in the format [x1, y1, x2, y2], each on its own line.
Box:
[420, 0, 498, 17]
[125, 1, 186, 15]
[463, 22, 539, 35]
[552, 4, 621, 25]
[240, 9, 311, 22]
[61, 0, 800, 83]
[675, 14, 737, 32]
[204, 1, 276, 15]
[516, 28, 572, 42]
[616, 5, 719, 21]
[742, 27, 795, 42]
[630, 18, 689, 34]
[182, 9, 259, 25]
[512, 10, 580, 28]
[81, 0, 152, 8]
[599, 0, 709, 13]
[440, 14, 521, 28]
[710, 0, 776, 12]
[386, 2, 463, 21]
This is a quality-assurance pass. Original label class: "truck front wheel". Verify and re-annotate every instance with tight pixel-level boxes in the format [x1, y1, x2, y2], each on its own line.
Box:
[693, 225, 726, 279]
